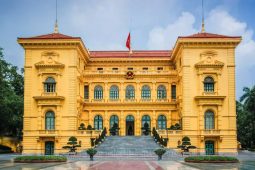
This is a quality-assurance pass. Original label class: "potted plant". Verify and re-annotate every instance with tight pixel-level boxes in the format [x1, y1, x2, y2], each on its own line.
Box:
[86, 148, 97, 161]
[154, 148, 166, 160]
[141, 122, 151, 136]
[87, 125, 93, 130]
[110, 123, 120, 136]
[78, 123, 86, 130]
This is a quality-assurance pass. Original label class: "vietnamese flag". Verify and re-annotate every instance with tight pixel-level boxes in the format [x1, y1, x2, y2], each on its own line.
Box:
[126, 32, 131, 51]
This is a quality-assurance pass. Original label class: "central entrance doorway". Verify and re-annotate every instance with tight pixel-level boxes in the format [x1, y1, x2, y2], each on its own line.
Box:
[205, 140, 215, 155]
[126, 115, 135, 136]
[45, 141, 54, 155]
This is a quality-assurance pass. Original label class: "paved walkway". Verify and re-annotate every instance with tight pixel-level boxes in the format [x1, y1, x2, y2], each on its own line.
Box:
[0, 151, 255, 170]
[41, 161, 197, 170]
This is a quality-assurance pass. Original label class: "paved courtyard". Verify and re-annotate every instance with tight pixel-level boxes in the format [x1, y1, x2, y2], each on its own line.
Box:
[0, 151, 254, 170]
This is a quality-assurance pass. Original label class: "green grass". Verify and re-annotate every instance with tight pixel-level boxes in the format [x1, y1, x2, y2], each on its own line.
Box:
[185, 156, 239, 162]
[14, 155, 67, 162]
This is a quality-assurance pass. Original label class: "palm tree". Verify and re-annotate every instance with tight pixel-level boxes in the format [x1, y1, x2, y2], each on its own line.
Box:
[240, 86, 255, 148]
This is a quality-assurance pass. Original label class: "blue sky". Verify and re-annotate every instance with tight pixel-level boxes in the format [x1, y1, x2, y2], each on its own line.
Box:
[0, 0, 255, 99]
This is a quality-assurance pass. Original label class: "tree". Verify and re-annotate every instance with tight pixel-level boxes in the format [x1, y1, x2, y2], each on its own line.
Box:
[62, 136, 81, 153]
[238, 86, 255, 148]
[0, 48, 23, 138]
[177, 136, 196, 153]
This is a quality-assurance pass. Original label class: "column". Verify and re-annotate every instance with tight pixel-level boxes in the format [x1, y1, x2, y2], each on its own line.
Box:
[104, 82, 108, 102]
[152, 110, 156, 129]
[152, 81, 156, 102]
[136, 81, 141, 102]
[120, 82, 124, 102]
[104, 110, 109, 133]
[136, 110, 140, 136]
[168, 110, 172, 128]
[120, 110, 125, 136]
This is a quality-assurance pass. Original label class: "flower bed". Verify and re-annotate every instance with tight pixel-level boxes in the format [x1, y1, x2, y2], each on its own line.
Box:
[14, 155, 67, 163]
[184, 156, 239, 163]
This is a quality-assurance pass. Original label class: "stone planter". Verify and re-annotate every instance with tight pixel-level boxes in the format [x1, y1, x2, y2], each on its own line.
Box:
[185, 160, 239, 163]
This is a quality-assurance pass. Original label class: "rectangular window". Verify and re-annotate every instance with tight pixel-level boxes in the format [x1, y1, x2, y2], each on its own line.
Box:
[112, 68, 118, 70]
[84, 85, 89, 99]
[143, 67, 148, 70]
[171, 85, 176, 100]
[127, 67, 133, 70]
[157, 67, 163, 70]
[97, 68, 103, 70]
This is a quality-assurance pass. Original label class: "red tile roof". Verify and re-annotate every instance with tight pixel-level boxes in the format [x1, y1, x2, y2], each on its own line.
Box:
[89, 50, 171, 58]
[18, 33, 81, 40]
[179, 32, 241, 38]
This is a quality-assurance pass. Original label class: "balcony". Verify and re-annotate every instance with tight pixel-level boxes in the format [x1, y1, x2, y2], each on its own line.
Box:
[157, 129, 182, 135]
[39, 130, 59, 136]
[83, 70, 177, 76]
[200, 130, 221, 136]
[77, 130, 102, 136]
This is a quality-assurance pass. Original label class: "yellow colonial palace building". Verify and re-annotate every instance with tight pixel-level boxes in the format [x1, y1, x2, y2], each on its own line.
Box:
[18, 29, 241, 155]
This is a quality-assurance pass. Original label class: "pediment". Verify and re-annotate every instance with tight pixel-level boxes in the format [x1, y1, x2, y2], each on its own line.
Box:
[35, 60, 65, 68]
[195, 59, 224, 68]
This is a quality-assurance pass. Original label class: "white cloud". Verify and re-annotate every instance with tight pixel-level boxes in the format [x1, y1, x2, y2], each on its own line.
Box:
[147, 12, 198, 49]
[147, 8, 255, 97]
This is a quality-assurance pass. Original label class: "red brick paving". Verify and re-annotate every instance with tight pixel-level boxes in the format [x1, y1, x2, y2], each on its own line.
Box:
[88, 161, 157, 170]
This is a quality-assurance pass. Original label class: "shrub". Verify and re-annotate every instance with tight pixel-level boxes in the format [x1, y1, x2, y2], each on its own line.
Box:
[87, 125, 93, 130]
[78, 123, 86, 130]
[184, 156, 239, 162]
[14, 156, 67, 162]
[177, 136, 196, 152]
[62, 136, 81, 152]
[154, 148, 166, 156]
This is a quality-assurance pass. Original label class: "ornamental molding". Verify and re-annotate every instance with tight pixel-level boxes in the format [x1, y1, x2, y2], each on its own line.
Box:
[194, 96, 225, 106]
[195, 60, 224, 68]
[35, 60, 65, 69]
[33, 96, 65, 106]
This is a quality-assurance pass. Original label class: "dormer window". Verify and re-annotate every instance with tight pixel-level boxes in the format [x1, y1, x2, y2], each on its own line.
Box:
[204, 77, 214, 92]
[143, 67, 148, 70]
[44, 77, 56, 93]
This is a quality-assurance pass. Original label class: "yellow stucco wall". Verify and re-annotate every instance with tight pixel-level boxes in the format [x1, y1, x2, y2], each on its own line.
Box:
[18, 34, 241, 155]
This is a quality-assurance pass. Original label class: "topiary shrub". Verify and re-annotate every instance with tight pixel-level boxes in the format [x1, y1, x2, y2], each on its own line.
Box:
[78, 123, 86, 130]
[142, 122, 151, 136]
[62, 136, 81, 153]
[86, 148, 97, 161]
[154, 148, 166, 160]
[177, 136, 196, 153]
[87, 125, 93, 130]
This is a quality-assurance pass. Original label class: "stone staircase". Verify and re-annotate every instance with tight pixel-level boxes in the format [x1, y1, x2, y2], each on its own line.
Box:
[90, 136, 181, 160]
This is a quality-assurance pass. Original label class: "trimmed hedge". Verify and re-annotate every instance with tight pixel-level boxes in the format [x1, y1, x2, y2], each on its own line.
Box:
[185, 156, 239, 163]
[14, 156, 67, 163]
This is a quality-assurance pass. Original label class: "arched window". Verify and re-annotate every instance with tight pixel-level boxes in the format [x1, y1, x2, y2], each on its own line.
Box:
[94, 115, 103, 130]
[109, 85, 119, 99]
[158, 115, 167, 129]
[141, 85, 151, 99]
[204, 77, 214, 92]
[44, 77, 56, 93]
[94, 85, 103, 99]
[157, 85, 167, 99]
[110, 115, 119, 128]
[126, 85, 135, 99]
[45, 111, 55, 130]
[205, 111, 215, 129]
[142, 115, 151, 128]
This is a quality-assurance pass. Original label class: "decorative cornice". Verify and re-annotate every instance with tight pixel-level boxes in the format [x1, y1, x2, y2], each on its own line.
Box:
[35, 60, 65, 68]
[195, 60, 224, 68]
